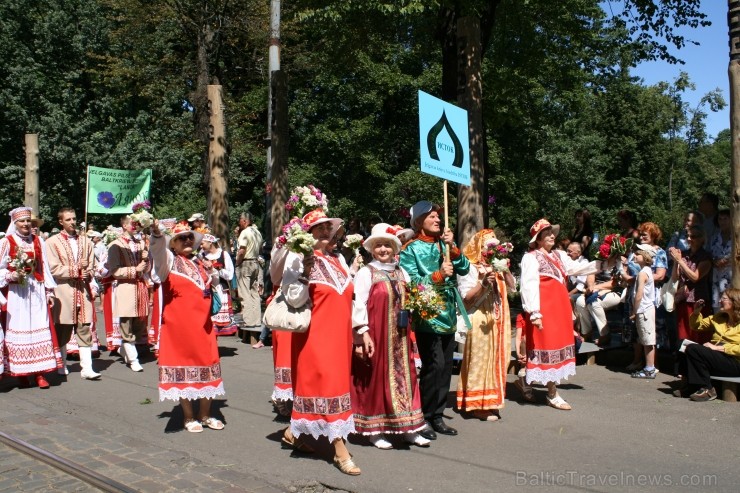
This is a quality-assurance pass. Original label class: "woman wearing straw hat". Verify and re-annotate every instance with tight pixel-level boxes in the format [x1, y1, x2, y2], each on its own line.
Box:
[150, 221, 225, 432]
[520, 218, 594, 410]
[350, 223, 429, 450]
[280, 208, 370, 475]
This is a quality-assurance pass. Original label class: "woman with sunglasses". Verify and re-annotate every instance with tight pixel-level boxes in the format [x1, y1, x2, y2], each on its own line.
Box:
[668, 225, 713, 350]
[150, 221, 225, 433]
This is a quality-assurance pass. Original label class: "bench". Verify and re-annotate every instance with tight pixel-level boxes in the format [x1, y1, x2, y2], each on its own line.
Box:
[710, 376, 740, 402]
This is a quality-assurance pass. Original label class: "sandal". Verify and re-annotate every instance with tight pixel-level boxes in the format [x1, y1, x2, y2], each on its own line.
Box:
[281, 429, 315, 454]
[514, 379, 536, 403]
[333, 455, 361, 476]
[546, 394, 572, 411]
[184, 420, 203, 433]
[200, 417, 225, 430]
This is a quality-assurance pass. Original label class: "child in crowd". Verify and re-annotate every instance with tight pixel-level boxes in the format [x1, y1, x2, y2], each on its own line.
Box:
[630, 244, 658, 378]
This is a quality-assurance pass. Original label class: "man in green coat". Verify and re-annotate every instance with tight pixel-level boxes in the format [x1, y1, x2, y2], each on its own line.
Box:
[399, 201, 469, 440]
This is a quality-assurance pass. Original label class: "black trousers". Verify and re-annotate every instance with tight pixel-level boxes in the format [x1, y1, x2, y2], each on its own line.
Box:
[685, 343, 740, 389]
[415, 331, 455, 421]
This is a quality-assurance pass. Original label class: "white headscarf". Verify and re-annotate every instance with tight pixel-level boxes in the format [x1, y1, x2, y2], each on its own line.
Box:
[6, 206, 33, 236]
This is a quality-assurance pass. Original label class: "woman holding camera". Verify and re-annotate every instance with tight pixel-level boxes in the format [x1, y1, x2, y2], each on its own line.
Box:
[350, 224, 428, 450]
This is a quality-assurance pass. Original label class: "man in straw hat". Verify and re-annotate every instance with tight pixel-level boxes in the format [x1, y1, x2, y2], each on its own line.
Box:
[46, 207, 101, 380]
[399, 200, 470, 440]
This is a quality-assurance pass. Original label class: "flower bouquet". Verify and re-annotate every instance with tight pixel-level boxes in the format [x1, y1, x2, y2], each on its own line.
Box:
[405, 282, 446, 320]
[343, 233, 364, 266]
[130, 200, 154, 231]
[277, 218, 316, 255]
[103, 226, 122, 245]
[285, 185, 328, 217]
[481, 237, 514, 272]
[7, 248, 35, 285]
[593, 233, 634, 282]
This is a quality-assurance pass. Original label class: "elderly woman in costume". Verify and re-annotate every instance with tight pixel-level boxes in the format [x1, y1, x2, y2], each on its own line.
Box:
[456, 229, 516, 421]
[280, 209, 372, 476]
[0, 207, 60, 389]
[201, 233, 238, 337]
[150, 222, 225, 432]
[351, 223, 429, 449]
[520, 219, 594, 410]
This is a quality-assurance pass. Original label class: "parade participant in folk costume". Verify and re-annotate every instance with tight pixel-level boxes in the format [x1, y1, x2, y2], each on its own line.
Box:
[201, 234, 238, 336]
[456, 229, 517, 421]
[281, 208, 370, 475]
[188, 212, 210, 234]
[150, 221, 225, 432]
[107, 215, 150, 372]
[0, 207, 61, 389]
[351, 223, 429, 450]
[520, 218, 595, 410]
[399, 201, 470, 440]
[45, 208, 101, 380]
[99, 227, 123, 354]
[235, 212, 264, 340]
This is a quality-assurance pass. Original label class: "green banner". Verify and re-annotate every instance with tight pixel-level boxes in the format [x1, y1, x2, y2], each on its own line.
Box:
[87, 166, 152, 214]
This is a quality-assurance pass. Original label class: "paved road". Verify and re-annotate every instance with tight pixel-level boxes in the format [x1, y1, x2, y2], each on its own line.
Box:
[1, 329, 739, 493]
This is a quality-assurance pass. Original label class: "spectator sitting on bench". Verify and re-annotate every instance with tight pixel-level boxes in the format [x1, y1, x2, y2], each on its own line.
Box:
[574, 257, 624, 346]
[673, 290, 740, 401]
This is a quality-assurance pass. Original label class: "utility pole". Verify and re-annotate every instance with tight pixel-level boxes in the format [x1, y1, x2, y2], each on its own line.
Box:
[266, 0, 288, 243]
[24, 134, 39, 214]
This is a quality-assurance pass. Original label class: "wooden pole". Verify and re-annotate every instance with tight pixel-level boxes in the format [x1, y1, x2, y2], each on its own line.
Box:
[24, 134, 39, 214]
[270, 71, 289, 241]
[456, 16, 485, 247]
[207, 85, 230, 250]
[729, 0, 740, 287]
[444, 180, 451, 262]
[84, 165, 90, 230]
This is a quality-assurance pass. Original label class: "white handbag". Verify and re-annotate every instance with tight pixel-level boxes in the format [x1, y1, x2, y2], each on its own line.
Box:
[659, 278, 679, 312]
[263, 288, 311, 333]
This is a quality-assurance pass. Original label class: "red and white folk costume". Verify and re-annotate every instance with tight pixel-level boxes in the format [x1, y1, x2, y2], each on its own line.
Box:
[202, 235, 238, 336]
[150, 232, 224, 402]
[283, 248, 355, 442]
[268, 242, 292, 405]
[0, 207, 61, 378]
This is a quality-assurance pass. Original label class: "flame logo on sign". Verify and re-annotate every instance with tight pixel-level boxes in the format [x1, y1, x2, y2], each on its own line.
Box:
[426, 110, 464, 168]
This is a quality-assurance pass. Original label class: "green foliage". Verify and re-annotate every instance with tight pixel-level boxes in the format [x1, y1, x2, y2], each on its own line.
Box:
[0, 0, 729, 255]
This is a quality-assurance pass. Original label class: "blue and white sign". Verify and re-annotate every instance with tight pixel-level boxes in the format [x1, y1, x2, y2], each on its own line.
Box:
[418, 90, 470, 186]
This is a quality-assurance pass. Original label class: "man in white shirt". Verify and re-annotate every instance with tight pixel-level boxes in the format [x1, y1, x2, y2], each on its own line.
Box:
[235, 213, 264, 339]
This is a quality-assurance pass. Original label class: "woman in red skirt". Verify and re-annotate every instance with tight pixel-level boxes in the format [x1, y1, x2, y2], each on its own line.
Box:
[520, 219, 592, 410]
[150, 221, 225, 433]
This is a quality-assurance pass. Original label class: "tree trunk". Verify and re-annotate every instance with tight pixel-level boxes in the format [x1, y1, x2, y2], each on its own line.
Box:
[207, 85, 229, 250]
[270, 70, 289, 241]
[24, 134, 39, 214]
[730, 0, 740, 287]
[456, 17, 485, 247]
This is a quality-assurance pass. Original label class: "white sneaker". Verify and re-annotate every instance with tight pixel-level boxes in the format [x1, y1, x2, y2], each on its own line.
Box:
[129, 360, 144, 372]
[404, 432, 431, 447]
[368, 435, 393, 450]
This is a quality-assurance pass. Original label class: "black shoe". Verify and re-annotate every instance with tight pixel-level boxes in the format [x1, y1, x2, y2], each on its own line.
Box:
[431, 418, 458, 436]
[418, 422, 437, 441]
